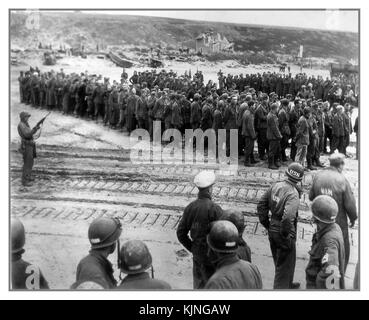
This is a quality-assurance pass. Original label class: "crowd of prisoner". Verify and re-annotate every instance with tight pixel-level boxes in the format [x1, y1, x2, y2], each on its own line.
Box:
[18, 67, 358, 171]
[13, 66, 359, 290]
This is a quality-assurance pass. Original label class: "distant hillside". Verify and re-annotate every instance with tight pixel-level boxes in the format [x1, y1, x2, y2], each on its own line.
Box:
[10, 11, 359, 61]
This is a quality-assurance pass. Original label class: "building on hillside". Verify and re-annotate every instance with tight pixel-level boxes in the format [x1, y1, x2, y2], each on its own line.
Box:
[195, 32, 234, 54]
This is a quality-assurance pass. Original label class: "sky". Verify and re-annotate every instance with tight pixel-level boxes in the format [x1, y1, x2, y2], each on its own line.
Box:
[83, 10, 359, 33]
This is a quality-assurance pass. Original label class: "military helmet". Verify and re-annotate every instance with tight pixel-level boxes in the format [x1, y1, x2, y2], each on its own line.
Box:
[11, 218, 25, 254]
[286, 163, 304, 183]
[19, 111, 31, 121]
[120, 240, 152, 274]
[88, 217, 122, 250]
[311, 195, 338, 224]
[221, 210, 245, 235]
[207, 221, 239, 253]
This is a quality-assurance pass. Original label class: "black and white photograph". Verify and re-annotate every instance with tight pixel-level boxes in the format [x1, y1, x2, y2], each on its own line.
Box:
[6, 4, 362, 299]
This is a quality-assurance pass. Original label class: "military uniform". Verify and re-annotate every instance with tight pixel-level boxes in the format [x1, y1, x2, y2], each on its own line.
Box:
[126, 93, 138, 133]
[190, 100, 202, 130]
[331, 112, 345, 154]
[255, 103, 269, 159]
[309, 167, 357, 270]
[257, 180, 301, 289]
[266, 111, 282, 168]
[12, 255, 49, 290]
[204, 255, 262, 289]
[18, 116, 38, 185]
[295, 114, 310, 167]
[118, 273, 171, 290]
[305, 223, 345, 289]
[242, 108, 257, 166]
[223, 104, 237, 157]
[72, 251, 117, 289]
[278, 107, 291, 162]
[177, 188, 223, 289]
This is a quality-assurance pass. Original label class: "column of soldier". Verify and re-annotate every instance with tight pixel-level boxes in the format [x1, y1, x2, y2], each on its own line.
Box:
[12, 154, 358, 290]
[18, 67, 357, 168]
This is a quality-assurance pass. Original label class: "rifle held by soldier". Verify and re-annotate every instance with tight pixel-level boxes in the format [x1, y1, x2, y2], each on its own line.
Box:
[35, 112, 51, 128]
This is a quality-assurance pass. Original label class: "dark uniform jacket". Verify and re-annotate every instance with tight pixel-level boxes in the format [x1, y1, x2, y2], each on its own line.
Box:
[201, 103, 213, 131]
[305, 223, 345, 289]
[18, 121, 37, 157]
[171, 101, 183, 127]
[309, 167, 357, 231]
[204, 255, 262, 289]
[72, 251, 117, 289]
[332, 113, 345, 137]
[190, 101, 202, 126]
[266, 112, 282, 141]
[223, 105, 237, 130]
[242, 109, 256, 139]
[153, 97, 165, 120]
[212, 109, 223, 132]
[237, 103, 248, 127]
[278, 108, 291, 136]
[289, 108, 300, 139]
[296, 115, 310, 146]
[257, 180, 300, 239]
[118, 272, 171, 290]
[254, 104, 268, 130]
[237, 239, 252, 263]
[12, 255, 49, 290]
[342, 112, 352, 136]
[177, 189, 223, 262]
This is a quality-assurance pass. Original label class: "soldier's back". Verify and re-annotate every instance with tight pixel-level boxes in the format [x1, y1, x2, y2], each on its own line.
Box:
[118, 273, 171, 290]
[12, 258, 49, 290]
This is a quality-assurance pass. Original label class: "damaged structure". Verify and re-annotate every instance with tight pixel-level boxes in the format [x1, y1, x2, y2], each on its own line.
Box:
[195, 32, 234, 54]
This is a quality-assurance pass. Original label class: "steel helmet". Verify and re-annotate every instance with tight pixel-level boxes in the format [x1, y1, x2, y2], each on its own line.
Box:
[207, 221, 239, 253]
[11, 218, 25, 254]
[221, 210, 245, 235]
[88, 217, 122, 250]
[120, 240, 152, 274]
[311, 195, 338, 224]
[286, 163, 304, 183]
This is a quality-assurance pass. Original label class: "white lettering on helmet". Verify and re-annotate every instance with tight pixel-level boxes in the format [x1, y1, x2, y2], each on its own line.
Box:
[129, 264, 142, 271]
[288, 169, 301, 178]
[225, 242, 236, 247]
[90, 238, 101, 244]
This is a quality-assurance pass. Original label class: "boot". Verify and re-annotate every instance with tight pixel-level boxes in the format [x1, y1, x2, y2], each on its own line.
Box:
[268, 156, 278, 170]
[315, 159, 325, 168]
[251, 155, 259, 164]
[290, 282, 301, 290]
[307, 159, 317, 171]
[244, 160, 253, 167]
[274, 157, 281, 168]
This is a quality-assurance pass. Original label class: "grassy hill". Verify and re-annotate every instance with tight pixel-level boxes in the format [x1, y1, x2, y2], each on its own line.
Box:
[10, 11, 358, 61]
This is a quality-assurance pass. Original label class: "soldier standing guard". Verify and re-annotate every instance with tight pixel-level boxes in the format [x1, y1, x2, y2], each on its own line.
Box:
[257, 163, 304, 289]
[118, 240, 171, 290]
[176, 171, 223, 289]
[72, 217, 122, 289]
[17, 112, 41, 186]
[309, 153, 357, 271]
[204, 221, 262, 289]
[305, 196, 346, 289]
